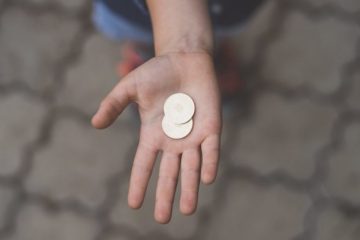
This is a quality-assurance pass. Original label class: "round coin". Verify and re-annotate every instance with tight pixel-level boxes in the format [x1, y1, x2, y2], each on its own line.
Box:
[161, 116, 193, 139]
[163, 93, 195, 124]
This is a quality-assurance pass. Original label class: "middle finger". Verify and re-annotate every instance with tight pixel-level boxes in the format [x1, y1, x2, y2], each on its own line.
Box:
[154, 152, 180, 224]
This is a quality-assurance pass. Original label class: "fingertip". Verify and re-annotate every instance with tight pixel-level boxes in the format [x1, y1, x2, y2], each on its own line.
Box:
[154, 216, 171, 224]
[201, 173, 216, 185]
[180, 205, 196, 216]
[128, 186, 145, 209]
[154, 201, 172, 224]
[91, 113, 107, 129]
[154, 209, 171, 224]
[201, 135, 220, 185]
[201, 164, 218, 185]
[179, 191, 198, 216]
[91, 106, 116, 129]
[91, 114, 101, 129]
[128, 202, 142, 209]
[128, 195, 142, 209]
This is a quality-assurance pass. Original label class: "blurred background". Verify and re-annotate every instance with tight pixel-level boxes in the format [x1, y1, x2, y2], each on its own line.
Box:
[0, 0, 360, 239]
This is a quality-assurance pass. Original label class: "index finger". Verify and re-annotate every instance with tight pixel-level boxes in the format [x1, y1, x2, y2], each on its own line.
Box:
[128, 142, 158, 209]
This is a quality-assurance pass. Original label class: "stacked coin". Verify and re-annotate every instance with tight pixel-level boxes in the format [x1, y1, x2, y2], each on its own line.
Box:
[162, 93, 195, 139]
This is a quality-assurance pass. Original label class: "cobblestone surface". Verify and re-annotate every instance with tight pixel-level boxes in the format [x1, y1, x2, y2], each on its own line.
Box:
[262, 11, 360, 94]
[207, 181, 311, 240]
[0, 94, 47, 176]
[0, 187, 14, 231]
[0, 6, 81, 94]
[0, 0, 360, 239]
[310, 0, 360, 12]
[347, 72, 360, 111]
[315, 206, 360, 240]
[26, 117, 136, 209]
[316, 204, 360, 240]
[26, 0, 90, 12]
[57, 33, 125, 118]
[232, 92, 338, 179]
[326, 123, 360, 205]
[6, 204, 98, 240]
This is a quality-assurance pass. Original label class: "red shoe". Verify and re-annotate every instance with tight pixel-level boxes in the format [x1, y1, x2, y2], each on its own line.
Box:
[116, 42, 153, 77]
[214, 40, 244, 102]
[116, 42, 153, 120]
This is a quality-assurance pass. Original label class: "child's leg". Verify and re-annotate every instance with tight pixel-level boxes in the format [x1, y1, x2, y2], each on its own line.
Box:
[93, 0, 154, 77]
[93, 0, 152, 43]
[211, 23, 247, 104]
[93, 0, 257, 100]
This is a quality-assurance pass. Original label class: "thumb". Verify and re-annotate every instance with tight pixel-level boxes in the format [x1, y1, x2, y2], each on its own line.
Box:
[91, 75, 137, 129]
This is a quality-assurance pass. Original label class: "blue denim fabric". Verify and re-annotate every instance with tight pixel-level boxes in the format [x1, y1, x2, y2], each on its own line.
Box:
[93, 0, 153, 43]
[93, 0, 260, 43]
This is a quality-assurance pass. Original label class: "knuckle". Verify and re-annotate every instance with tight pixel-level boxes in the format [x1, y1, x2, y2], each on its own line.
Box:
[182, 158, 201, 174]
[158, 175, 177, 185]
[133, 162, 152, 174]
[204, 160, 218, 168]
[101, 97, 121, 115]
[181, 165, 200, 175]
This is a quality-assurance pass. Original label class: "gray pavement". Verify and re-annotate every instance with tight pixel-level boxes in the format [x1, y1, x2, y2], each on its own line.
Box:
[0, 0, 360, 239]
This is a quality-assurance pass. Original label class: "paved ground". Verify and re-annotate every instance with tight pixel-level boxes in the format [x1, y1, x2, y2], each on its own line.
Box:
[0, 0, 360, 239]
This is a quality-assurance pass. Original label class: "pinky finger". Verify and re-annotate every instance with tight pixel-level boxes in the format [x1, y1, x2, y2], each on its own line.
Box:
[200, 135, 220, 185]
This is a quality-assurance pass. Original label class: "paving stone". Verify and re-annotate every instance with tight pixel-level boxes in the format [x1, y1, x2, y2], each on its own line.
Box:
[221, 111, 242, 149]
[207, 180, 311, 240]
[26, 117, 136, 208]
[57, 34, 134, 121]
[325, 123, 360, 204]
[0, 7, 80, 93]
[26, 0, 89, 11]
[235, 0, 278, 64]
[1, 0, 360, 238]
[6, 204, 97, 240]
[347, 72, 360, 111]
[0, 94, 47, 176]
[310, 0, 360, 12]
[231, 92, 338, 179]
[104, 235, 130, 240]
[0, 187, 15, 230]
[314, 206, 360, 240]
[110, 153, 221, 239]
[262, 12, 360, 94]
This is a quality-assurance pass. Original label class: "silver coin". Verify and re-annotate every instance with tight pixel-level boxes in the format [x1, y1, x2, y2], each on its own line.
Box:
[161, 116, 193, 139]
[163, 93, 195, 124]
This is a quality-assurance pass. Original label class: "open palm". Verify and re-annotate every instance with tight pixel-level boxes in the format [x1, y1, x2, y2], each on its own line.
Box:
[92, 52, 221, 223]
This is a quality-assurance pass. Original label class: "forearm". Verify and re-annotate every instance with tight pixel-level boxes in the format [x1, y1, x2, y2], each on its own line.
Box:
[146, 0, 213, 56]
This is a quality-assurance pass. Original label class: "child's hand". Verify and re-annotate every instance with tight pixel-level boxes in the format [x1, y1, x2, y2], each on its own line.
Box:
[92, 52, 221, 223]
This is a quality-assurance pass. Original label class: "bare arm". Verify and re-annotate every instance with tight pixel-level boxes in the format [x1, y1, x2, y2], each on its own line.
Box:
[146, 0, 214, 56]
[92, 0, 221, 224]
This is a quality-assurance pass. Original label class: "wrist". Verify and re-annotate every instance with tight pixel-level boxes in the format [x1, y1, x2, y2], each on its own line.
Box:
[155, 33, 213, 57]
[146, 0, 214, 57]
